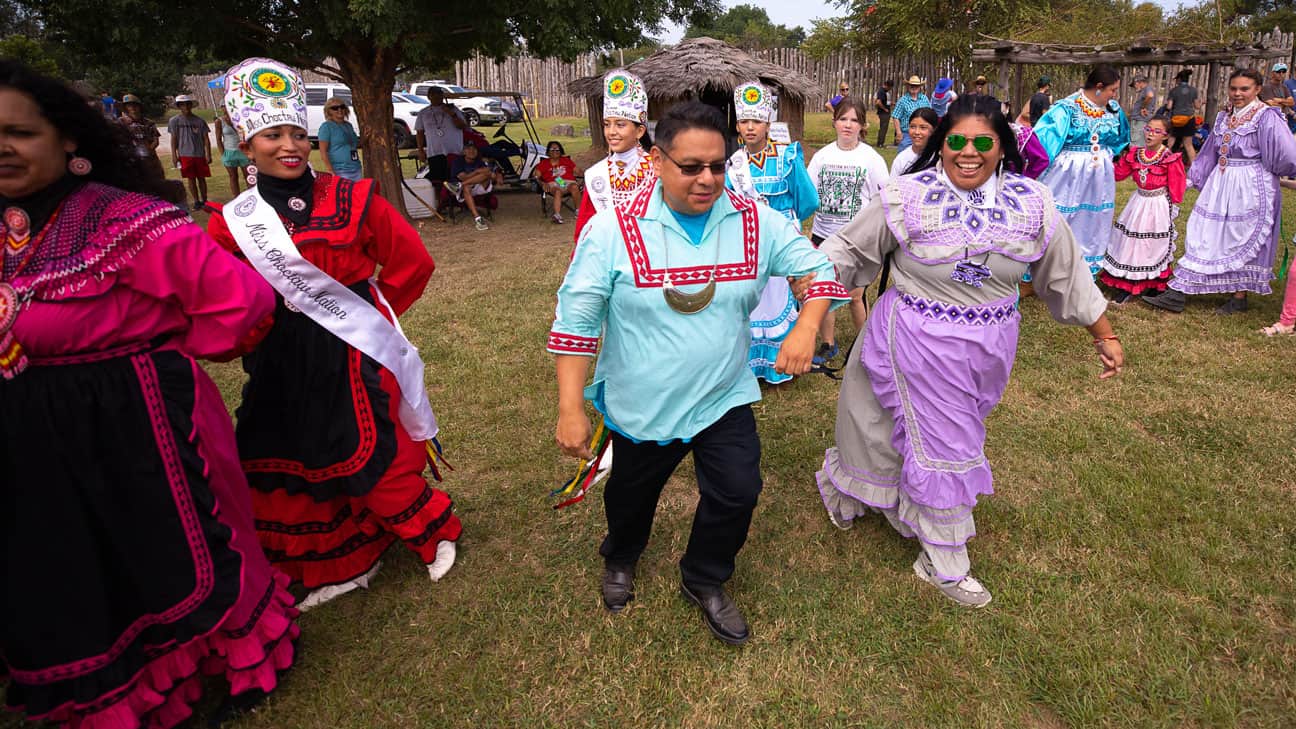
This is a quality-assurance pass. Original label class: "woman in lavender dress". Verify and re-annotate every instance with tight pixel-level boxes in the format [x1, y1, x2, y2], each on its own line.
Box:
[1143, 68, 1296, 314]
[812, 97, 1124, 608]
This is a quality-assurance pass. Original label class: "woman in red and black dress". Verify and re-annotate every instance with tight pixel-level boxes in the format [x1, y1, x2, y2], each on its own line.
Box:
[207, 58, 462, 611]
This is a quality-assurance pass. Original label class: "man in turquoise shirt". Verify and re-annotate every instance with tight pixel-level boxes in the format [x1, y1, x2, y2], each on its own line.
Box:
[549, 102, 849, 645]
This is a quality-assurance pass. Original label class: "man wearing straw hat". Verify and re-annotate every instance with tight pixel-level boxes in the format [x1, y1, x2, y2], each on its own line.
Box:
[890, 75, 932, 152]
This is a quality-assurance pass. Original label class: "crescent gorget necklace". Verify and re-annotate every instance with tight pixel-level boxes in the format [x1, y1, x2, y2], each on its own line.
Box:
[660, 222, 722, 314]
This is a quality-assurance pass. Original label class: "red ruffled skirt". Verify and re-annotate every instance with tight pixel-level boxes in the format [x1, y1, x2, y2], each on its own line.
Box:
[236, 289, 461, 589]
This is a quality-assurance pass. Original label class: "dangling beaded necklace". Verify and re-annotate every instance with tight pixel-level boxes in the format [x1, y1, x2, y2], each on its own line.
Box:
[1077, 93, 1107, 119]
[1137, 145, 1166, 166]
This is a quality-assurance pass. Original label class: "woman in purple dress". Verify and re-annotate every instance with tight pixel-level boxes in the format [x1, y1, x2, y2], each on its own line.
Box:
[812, 96, 1124, 608]
[1143, 68, 1296, 314]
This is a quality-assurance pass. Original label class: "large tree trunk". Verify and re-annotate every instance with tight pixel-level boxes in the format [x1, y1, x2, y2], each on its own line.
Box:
[336, 41, 409, 217]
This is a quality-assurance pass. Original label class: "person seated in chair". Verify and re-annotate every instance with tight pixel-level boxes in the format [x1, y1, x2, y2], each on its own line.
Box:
[534, 141, 581, 224]
[447, 142, 502, 231]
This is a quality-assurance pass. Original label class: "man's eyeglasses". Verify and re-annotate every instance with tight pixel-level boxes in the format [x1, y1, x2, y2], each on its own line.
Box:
[659, 147, 727, 177]
[946, 134, 997, 153]
[326, 105, 347, 111]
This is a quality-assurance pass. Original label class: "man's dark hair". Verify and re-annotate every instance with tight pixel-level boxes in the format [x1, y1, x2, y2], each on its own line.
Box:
[1175, 69, 1193, 83]
[883, 80, 893, 88]
[654, 101, 728, 150]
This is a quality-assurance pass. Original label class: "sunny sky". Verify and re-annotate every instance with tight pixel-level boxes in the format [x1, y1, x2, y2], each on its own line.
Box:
[658, 0, 1195, 43]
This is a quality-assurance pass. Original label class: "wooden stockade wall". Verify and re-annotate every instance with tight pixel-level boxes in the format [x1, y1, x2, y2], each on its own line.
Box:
[180, 29, 1292, 119]
[456, 54, 600, 117]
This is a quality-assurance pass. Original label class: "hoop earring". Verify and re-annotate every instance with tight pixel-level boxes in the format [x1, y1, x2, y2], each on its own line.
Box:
[245, 164, 258, 186]
[68, 155, 92, 176]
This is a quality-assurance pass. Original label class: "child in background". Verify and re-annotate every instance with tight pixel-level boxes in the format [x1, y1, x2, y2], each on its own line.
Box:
[1100, 116, 1185, 303]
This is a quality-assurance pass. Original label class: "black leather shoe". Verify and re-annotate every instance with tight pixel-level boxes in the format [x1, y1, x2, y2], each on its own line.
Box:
[680, 583, 750, 645]
[602, 563, 636, 612]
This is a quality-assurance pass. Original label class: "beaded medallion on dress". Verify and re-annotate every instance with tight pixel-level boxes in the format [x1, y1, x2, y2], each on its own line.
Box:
[883, 169, 1053, 265]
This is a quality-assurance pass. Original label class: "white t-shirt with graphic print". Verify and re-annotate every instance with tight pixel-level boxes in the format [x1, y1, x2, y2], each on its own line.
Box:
[807, 141, 891, 240]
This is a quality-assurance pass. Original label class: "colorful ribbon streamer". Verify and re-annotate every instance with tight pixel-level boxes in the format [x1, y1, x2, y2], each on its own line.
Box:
[425, 437, 453, 482]
[551, 420, 611, 509]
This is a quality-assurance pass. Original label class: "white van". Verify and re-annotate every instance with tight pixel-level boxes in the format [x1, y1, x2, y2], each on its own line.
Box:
[303, 83, 427, 149]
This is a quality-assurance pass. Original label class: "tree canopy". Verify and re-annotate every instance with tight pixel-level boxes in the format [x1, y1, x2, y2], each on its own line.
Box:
[16, 0, 720, 214]
[685, 4, 807, 49]
[802, 0, 1272, 59]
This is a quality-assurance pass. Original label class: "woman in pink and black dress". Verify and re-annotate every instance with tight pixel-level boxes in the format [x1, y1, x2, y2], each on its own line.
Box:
[1100, 116, 1186, 302]
[0, 61, 297, 728]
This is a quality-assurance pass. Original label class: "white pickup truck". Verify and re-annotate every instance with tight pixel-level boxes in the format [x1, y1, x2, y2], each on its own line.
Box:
[407, 81, 506, 126]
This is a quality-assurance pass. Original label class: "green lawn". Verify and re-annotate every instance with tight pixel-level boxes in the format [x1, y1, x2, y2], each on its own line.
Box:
[16, 118, 1294, 728]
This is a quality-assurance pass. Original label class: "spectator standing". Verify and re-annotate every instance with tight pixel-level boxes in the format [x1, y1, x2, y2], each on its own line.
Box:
[1128, 75, 1157, 141]
[98, 90, 117, 118]
[825, 80, 850, 112]
[1260, 63, 1296, 130]
[874, 79, 893, 148]
[930, 77, 957, 118]
[118, 93, 163, 178]
[215, 106, 251, 195]
[414, 87, 467, 182]
[891, 76, 933, 151]
[167, 94, 212, 210]
[1019, 76, 1052, 126]
[1166, 69, 1201, 165]
[966, 75, 991, 99]
[317, 97, 362, 181]
[1282, 62, 1296, 97]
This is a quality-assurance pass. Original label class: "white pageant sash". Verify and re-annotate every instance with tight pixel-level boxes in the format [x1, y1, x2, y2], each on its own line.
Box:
[725, 148, 759, 201]
[224, 186, 438, 441]
[584, 160, 614, 213]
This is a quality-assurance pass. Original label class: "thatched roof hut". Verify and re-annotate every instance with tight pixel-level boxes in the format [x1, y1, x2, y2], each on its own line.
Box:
[569, 37, 820, 154]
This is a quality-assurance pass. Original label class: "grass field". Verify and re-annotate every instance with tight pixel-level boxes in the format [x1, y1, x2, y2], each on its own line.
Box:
[17, 116, 1296, 728]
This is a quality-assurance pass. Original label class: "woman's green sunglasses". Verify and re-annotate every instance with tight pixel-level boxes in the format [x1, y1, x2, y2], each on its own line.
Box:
[946, 134, 997, 152]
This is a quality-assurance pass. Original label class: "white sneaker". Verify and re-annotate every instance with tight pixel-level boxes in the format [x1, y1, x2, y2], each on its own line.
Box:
[297, 560, 383, 612]
[474, 216, 489, 231]
[427, 541, 456, 582]
[912, 551, 991, 608]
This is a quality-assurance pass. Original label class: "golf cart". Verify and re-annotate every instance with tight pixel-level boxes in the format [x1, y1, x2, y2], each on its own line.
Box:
[400, 89, 547, 218]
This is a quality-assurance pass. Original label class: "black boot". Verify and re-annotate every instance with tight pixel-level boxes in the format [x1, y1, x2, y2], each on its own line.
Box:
[1214, 296, 1248, 315]
[1142, 288, 1186, 313]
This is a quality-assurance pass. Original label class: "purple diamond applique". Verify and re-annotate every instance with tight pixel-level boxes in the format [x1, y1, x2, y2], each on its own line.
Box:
[1003, 195, 1022, 212]
[965, 213, 984, 232]
[925, 189, 944, 204]
[989, 209, 1006, 222]
[944, 206, 960, 221]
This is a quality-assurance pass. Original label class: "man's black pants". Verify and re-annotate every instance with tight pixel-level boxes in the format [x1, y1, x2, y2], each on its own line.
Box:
[599, 405, 762, 589]
[876, 113, 891, 147]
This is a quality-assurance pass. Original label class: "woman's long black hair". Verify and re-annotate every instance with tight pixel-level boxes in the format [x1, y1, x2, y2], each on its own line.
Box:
[906, 95, 1025, 177]
[0, 59, 183, 203]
